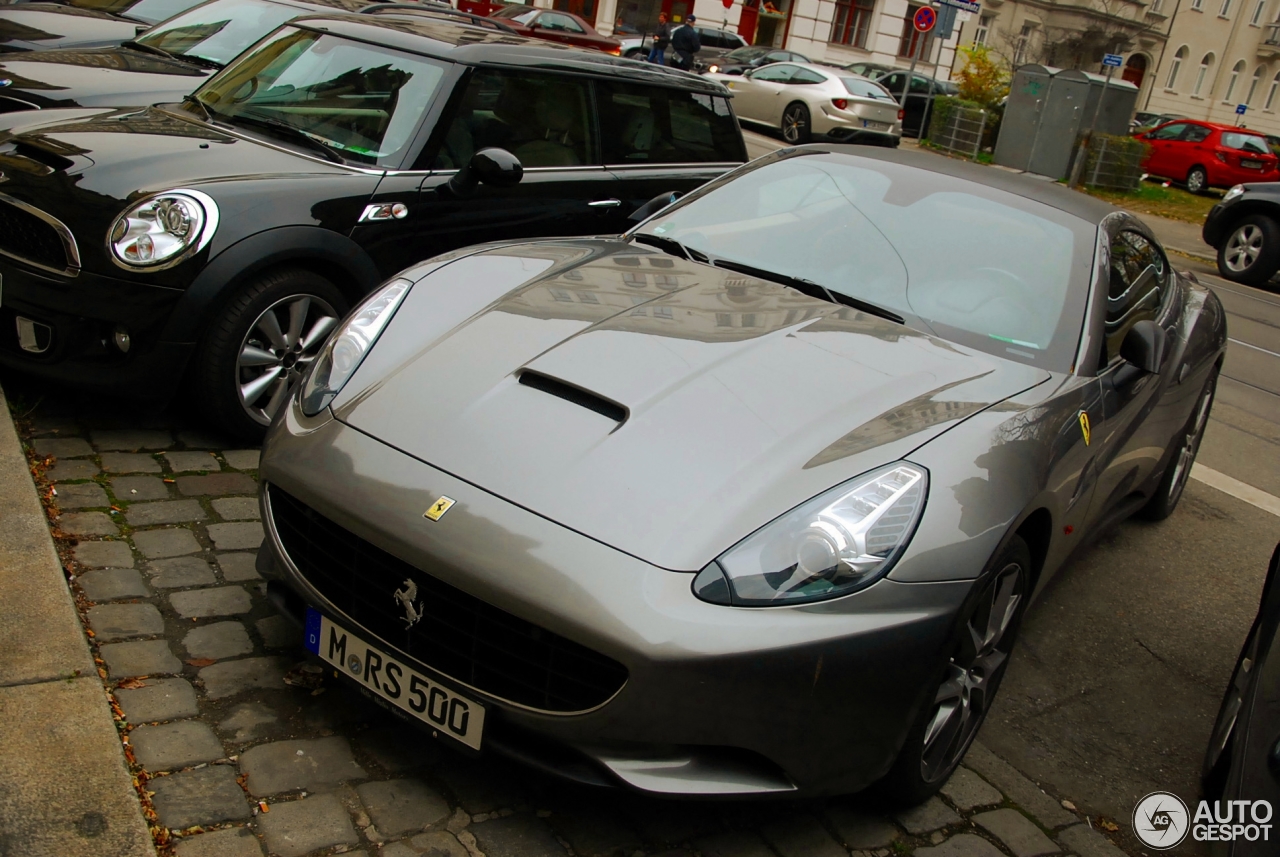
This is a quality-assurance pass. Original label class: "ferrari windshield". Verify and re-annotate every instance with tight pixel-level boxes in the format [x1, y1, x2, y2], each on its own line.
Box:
[637, 153, 1095, 371]
[137, 0, 312, 67]
[195, 27, 447, 166]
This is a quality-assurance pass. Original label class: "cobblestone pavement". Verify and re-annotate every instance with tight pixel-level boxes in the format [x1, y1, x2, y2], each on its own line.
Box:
[10, 389, 1137, 857]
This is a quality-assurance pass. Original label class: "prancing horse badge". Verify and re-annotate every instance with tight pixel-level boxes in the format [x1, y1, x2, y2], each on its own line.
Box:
[424, 495, 455, 521]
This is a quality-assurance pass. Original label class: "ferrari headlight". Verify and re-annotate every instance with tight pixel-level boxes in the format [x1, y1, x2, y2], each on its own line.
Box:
[1223, 184, 1245, 202]
[299, 277, 412, 416]
[693, 463, 927, 606]
[108, 189, 218, 270]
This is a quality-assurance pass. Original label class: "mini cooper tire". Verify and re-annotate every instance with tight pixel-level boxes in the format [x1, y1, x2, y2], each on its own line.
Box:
[1186, 166, 1209, 195]
[1140, 365, 1218, 521]
[197, 268, 347, 441]
[782, 102, 812, 145]
[879, 535, 1031, 806]
[1217, 215, 1280, 286]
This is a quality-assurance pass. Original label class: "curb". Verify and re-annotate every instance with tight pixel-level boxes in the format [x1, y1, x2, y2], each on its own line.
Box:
[0, 383, 155, 857]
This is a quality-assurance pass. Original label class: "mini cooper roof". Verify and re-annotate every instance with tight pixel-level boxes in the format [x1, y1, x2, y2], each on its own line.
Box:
[289, 13, 731, 94]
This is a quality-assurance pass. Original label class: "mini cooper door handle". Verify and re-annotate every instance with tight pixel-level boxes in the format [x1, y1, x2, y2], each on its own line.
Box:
[589, 199, 623, 207]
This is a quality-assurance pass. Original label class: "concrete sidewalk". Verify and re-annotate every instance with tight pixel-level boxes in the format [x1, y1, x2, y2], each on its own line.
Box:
[0, 385, 154, 857]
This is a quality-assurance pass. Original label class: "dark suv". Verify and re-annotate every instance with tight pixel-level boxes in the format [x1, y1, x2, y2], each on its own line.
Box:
[0, 14, 746, 438]
[1203, 183, 1280, 286]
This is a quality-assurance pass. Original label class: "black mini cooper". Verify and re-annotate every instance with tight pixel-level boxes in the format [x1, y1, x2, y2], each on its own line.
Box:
[0, 14, 746, 437]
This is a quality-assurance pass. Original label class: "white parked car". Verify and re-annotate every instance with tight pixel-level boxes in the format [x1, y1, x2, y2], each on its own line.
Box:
[709, 62, 902, 146]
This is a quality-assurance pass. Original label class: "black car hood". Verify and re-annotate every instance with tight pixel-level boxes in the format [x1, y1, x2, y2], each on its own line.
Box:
[0, 46, 207, 109]
[0, 5, 140, 52]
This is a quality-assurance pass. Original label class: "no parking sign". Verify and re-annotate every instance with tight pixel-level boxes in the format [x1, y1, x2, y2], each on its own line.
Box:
[913, 6, 936, 31]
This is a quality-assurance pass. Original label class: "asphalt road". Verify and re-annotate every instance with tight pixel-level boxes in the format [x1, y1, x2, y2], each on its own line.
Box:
[743, 128, 1280, 847]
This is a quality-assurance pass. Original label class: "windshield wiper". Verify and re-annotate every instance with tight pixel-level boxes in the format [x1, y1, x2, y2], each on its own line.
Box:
[122, 39, 174, 58]
[712, 259, 904, 324]
[222, 112, 346, 164]
[632, 233, 708, 261]
[181, 93, 212, 121]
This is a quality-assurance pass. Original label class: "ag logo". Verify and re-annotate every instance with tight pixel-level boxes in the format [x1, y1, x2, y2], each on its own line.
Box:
[1133, 791, 1190, 849]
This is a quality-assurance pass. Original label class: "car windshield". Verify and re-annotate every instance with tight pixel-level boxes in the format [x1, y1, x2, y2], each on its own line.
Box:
[136, 0, 306, 67]
[724, 46, 770, 61]
[67, 0, 205, 24]
[194, 27, 447, 166]
[492, 6, 539, 23]
[841, 78, 893, 100]
[1221, 131, 1270, 154]
[636, 153, 1094, 370]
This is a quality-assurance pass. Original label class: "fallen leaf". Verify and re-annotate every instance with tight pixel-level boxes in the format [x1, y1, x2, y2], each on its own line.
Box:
[1099, 819, 1119, 832]
[185, 658, 216, 667]
[117, 678, 148, 690]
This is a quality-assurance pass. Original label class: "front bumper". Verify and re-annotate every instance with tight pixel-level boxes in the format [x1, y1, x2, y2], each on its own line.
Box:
[0, 258, 192, 394]
[259, 401, 973, 797]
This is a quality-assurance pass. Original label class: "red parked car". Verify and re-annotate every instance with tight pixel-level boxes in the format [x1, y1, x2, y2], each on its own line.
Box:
[1134, 120, 1280, 194]
[489, 5, 621, 54]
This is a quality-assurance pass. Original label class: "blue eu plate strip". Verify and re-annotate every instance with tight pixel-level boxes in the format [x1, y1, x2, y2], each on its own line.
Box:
[304, 607, 322, 655]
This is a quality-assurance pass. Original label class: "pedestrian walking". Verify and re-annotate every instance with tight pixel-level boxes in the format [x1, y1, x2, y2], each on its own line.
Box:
[647, 12, 671, 66]
[670, 14, 700, 71]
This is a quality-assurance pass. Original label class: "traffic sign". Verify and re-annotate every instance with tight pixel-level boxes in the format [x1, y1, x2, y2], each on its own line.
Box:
[1237, 103, 1248, 114]
[913, 6, 936, 31]
[937, 0, 980, 13]
[1102, 53, 1123, 68]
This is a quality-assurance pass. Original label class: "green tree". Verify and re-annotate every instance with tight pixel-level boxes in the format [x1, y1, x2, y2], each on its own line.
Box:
[954, 45, 1009, 109]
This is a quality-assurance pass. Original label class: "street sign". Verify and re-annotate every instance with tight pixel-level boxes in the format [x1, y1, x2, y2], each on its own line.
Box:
[1102, 53, 1123, 67]
[1237, 103, 1248, 115]
[937, 0, 980, 13]
[935, 3, 957, 39]
[913, 6, 936, 31]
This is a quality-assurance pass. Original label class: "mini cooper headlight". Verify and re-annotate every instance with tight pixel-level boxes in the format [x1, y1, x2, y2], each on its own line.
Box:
[300, 277, 412, 416]
[693, 463, 927, 606]
[108, 189, 218, 270]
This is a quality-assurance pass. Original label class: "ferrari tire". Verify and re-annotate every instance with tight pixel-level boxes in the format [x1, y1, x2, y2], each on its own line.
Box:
[1217, 215, 1280, 286]
[782, 102, 812, 145]
[1139, 365, 1218, 521]
[1186, 165, 1209, 195]
[197, 267, 347, 442]
[879, 535, 1031, 806]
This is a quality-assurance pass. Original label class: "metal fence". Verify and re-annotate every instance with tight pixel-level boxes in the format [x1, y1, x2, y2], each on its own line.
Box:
[1079, 134, 1146, 191]
[929, 105, 988, 161]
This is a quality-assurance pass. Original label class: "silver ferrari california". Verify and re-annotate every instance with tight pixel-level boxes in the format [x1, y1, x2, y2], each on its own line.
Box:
[257, 146, 1227, 803]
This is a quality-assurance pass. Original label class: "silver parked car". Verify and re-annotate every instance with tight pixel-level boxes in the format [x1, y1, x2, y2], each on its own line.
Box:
[711, 62, 902, 145]
[258, 146, 1226, 803]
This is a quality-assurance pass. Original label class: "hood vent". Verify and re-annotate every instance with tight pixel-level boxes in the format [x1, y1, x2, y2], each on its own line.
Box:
[519, 370, 628, 425]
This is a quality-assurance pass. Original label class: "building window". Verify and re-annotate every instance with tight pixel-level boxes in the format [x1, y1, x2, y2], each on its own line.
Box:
[1252, 0, 1266, 23]
[1248, 66, 1264, 102]
[1221, 0, 1233, 15]
[830, 0, 876, 48]
[1225, 59, 1246, 100]
[1191, 0, 1203, 10]
[1167, 45, 1188, 88]
[1013, 24, 1033, 65]
[899, 6, 928, 57]
[1267, 70, 1280, 108]
[975, 13, 994, 45]
[1194, 53, 1214, 94]
[1152, 0, 1163, 11]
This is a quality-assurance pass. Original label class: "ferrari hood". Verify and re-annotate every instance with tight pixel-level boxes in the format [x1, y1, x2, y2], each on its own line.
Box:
[335, 242, 1051, 571]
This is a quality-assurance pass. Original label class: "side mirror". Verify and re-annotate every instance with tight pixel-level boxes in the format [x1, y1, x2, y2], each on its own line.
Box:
[1120, 319, 1166, 374]
[628, 190, 684, 222]
[443, 148, 523, 198]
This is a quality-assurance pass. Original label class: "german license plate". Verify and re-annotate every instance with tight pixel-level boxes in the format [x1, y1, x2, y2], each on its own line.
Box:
[305, 608, 485, 750]
[1242, 158, 1264, 168]
[862, 119, 889, 130]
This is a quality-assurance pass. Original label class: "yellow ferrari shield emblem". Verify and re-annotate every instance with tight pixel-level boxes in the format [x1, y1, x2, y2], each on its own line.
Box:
[424, 496, 455, 521]
[1079, 411, 1091, 446]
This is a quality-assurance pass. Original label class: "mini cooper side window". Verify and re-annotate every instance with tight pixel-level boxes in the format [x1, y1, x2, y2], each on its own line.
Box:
[596, 81, 744, 164]
[1104, 230, 1166, 364]
[432, 70, 597, 169]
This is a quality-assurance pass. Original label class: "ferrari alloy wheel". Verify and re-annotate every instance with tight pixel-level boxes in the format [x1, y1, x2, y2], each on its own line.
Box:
[1141, 366, 1218, 520]
[782, 102, 811, 145]
[1217, 215, 1280, 286]
[880, 536, 1030, 804]
[198, 268, 347, 440]
[1186, 166, 1208, 195]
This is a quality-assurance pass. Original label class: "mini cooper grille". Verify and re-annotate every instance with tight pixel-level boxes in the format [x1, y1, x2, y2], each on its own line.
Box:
[269, 485, 629, 713]
[0, 200, 66, 272]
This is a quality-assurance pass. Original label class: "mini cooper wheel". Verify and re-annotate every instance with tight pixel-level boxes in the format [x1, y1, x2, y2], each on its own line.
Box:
[880, 536, 1031, 805]
[782, 102, 811, 145]
[1217, 215, 1280, 286]
[1186, 166, 1209, 195]
[198, 268, 347, 440]
[1140, 366, 1218, 521]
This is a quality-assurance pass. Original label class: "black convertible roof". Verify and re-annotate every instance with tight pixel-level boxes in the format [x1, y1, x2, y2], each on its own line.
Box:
[291, 13, 730, 94]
